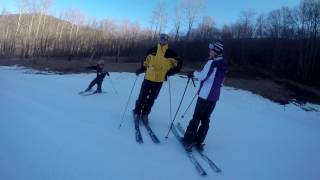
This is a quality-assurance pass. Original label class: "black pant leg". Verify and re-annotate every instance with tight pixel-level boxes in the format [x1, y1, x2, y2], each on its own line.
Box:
[86, 78, 98, 91]
[134, 80, 151, 114]
[194, 100, 216, 144]
[183, 98, 207, 145]
[141, 82, 162, 115]
[96, 77, 103, 92]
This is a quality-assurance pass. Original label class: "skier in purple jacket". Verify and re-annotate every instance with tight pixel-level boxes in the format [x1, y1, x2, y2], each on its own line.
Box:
[183, 40, 227, 152]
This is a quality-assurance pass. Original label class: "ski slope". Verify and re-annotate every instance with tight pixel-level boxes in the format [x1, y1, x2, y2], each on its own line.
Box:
[0, 66, 319, 180]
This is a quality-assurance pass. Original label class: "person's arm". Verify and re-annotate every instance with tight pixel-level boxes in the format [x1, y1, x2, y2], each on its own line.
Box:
[102, 71, 110, 76]
[167, 57, 182, 76]
[135, 57, 148, 75]
[136, 47, 156, 75]
[143, 47, 156, 68]
[87, 66, 98, 70]
[193, 61, 213, 81]
[142, 55, 151, 69]
[166, 49, 183, 76]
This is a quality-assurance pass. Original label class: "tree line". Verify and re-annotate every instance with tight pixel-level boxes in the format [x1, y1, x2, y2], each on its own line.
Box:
[221, 0, 320, 88]
[0, 0, 319, 88]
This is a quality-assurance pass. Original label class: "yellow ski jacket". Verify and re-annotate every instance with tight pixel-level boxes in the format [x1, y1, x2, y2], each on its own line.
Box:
[143, 44, 182, 82]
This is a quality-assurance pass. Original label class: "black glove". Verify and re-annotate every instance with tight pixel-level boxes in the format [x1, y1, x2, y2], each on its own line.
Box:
[105, 72, 110, 76]
[187, 71, 194, 79]
[135, 67, 144, 76]
[165, 68, 177, 81]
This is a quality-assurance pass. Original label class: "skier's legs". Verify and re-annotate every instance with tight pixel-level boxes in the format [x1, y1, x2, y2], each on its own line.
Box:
[134, 80, 151, 114]
[194, 100, 216, 144]
[183, 98, 207, 145]
[86, 78, 98, 91]
[96, 73, 107, 93]
[141, 82, 162, 115]
[96, 78, 103, 92]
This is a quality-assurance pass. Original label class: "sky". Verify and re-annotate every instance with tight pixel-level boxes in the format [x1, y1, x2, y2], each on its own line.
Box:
[1, 0, 301, 29]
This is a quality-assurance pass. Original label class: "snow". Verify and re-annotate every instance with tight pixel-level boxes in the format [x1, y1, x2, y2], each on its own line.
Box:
[1, 66, 319, 180]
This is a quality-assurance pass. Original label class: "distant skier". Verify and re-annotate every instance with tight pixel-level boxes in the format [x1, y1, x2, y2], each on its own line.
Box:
[134, 33, 183, 123]
[81, 60, 110, 94]
[182, 40, 227, 152]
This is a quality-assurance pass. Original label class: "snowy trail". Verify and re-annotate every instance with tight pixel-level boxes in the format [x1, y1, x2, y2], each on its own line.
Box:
[1, 66, 320, 180]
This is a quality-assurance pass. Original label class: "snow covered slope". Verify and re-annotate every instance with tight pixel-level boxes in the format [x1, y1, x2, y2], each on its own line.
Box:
[1, 66, 319, 180]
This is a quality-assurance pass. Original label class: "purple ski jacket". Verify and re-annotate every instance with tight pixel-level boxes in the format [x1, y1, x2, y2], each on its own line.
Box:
[193, 57, 227, 102]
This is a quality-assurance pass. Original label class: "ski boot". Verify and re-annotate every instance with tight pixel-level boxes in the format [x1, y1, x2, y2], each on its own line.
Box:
[95, 89, 102, 93]
[194, 143, 205, 152]
[181, 138, 193, 152]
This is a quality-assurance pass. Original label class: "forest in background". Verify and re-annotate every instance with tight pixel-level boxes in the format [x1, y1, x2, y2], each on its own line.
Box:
[0, 0, 319, 88]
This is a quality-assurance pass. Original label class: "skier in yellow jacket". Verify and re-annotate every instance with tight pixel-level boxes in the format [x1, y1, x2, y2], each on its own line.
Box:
[134, 33, 182, 123]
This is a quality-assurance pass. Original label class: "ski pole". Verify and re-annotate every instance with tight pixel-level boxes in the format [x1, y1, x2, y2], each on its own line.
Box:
[191, 77, 196, 87]
[181, 92, 197, 119]
[108, 76, 118, 94]
[168, 78, 173, 123]
[119, 75, 138, 128]
[165, 78, 190, 138]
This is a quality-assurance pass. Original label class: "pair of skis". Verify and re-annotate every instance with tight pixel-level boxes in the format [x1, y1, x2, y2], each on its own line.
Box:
[172, 122, 222, 176]
[79, 91, 105, 96]
[134, 116, 160, 144]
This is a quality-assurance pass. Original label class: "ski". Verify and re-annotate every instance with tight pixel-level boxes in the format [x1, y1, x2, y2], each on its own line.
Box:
[142, 121, 160, 144]
[83, 92, 98, 96]
[80, 91, 105, 96]
[133, 114, 143, 144]
[177, 122, 222, 173]
[79, 90, 95, 96]
[78, 91, 88, 95]
[171, 124, 207, 176]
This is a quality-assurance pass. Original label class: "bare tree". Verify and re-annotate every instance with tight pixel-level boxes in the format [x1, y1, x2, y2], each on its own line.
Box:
[197, 16, 216, 39]
[298, 0, 320, 38]
[296, 0, 320, 83]
[180, 0, 206, 38]
[150, 0, 168, 40]
[237, 10, 256, 38]
[255, 13, 267, 38]
[173, 5, 183, 40]
[266, 9, 282, 38]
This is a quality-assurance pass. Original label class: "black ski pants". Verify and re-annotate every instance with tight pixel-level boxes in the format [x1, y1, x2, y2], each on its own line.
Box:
[86, 76, 104, 92]
[134, 79, 163, 115]
[183, 97, 216, 145]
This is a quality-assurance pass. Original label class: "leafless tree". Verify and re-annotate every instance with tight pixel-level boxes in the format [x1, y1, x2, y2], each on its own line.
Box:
[237, 10, 256, 38]
[255, 13, 267, 38]
[298, 0, 320, 38]
[197, 16, 216, 39]
[150, 0, 168, 40]
[179, 0, 206, 38]
[173, 5, 183, 40]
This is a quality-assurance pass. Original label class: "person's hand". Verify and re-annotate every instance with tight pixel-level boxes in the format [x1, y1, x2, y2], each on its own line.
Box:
[187, 71, 194, 79]
[105, 72, 110, 76]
